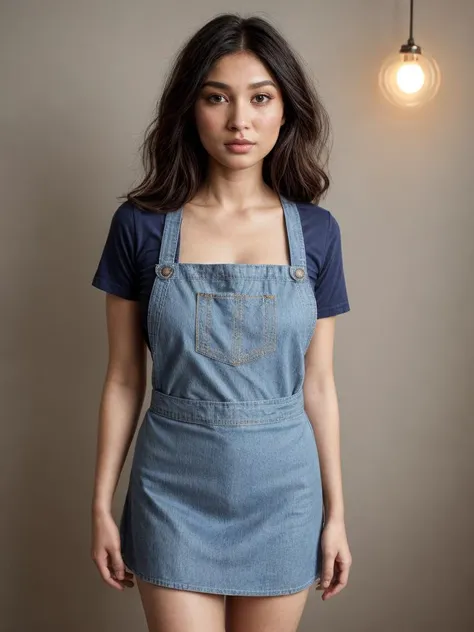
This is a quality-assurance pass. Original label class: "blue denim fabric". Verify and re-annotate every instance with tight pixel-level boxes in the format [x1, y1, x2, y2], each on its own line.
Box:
[119, 195, 324, 596]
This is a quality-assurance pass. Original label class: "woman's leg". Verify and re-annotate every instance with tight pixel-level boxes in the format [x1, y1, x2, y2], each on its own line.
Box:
[136, 577, 226, 632]
[225, 588, 311, 632]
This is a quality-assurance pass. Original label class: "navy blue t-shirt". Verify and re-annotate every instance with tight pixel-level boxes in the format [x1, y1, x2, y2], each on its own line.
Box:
[92, 201, 350, 349]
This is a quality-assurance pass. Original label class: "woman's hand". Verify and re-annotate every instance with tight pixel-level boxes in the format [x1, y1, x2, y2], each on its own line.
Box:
[316, 518, 352, 600]
[91, 509, 135, 591]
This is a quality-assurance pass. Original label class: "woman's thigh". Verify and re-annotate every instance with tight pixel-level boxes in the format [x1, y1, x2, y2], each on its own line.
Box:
[136, 578, 226, 632]
[225, 588, 311, 632]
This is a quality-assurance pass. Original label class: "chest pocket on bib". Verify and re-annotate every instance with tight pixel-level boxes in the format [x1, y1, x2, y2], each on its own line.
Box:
[195, 292, 277, 366]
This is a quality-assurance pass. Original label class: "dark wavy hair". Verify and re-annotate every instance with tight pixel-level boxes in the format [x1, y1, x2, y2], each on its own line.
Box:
[120, 13, 332, 212]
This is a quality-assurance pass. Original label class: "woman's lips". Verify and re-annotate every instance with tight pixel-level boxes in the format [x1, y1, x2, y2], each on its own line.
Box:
[224, 143, 255, 153]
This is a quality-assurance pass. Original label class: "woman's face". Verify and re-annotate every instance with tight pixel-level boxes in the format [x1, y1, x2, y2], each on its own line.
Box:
[194, 51, 286, 169]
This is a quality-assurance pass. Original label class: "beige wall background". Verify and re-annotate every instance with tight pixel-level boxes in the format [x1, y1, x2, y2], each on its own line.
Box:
[1, 1, 473, 630]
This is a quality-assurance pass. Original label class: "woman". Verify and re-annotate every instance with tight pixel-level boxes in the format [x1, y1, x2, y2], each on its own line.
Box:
[90, 13, 352, 632]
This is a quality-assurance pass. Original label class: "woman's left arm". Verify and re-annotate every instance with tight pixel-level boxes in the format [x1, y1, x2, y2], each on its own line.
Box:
[303, 316, 352, 599]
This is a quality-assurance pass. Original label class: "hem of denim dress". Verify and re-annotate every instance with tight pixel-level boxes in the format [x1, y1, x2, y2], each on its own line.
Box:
[125, 560, 320, 596]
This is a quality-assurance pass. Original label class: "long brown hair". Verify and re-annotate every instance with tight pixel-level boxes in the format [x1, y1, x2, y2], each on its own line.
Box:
[120, 13, 332, 212]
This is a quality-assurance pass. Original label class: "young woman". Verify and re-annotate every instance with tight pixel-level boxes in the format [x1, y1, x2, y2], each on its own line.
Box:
[90, 13, 352, 632]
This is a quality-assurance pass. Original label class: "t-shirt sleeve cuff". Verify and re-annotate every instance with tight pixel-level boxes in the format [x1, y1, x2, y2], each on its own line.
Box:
[91, 275, 139, 301]
[317, 302, 351, 318]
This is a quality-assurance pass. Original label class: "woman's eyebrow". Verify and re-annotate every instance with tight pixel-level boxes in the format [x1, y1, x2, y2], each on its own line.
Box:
[200, 80, 277, 90]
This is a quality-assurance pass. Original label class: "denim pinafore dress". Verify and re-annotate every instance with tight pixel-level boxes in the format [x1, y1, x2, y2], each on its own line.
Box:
[119, 195, 324, 596]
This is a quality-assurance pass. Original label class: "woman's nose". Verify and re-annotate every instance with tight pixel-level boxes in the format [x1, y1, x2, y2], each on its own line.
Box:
[227, 100, 251, 129]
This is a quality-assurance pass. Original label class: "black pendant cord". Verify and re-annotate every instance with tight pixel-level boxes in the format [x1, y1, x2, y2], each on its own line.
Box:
[400, 0, 421, 54]
[408, 0, 415, 46]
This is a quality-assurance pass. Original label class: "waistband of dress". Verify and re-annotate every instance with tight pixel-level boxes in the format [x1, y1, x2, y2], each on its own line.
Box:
[149, 389, 305, 426]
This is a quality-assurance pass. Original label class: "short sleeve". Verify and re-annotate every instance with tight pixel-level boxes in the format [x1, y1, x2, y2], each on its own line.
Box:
[314, 212, 350, 318]
[91, 202, 139, 300]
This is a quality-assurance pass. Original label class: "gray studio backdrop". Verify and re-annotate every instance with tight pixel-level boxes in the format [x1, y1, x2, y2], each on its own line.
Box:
[1, 1, 473, 631]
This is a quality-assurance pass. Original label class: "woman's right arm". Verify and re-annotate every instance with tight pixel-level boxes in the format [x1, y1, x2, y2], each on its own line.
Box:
[90, 293, 147, 590]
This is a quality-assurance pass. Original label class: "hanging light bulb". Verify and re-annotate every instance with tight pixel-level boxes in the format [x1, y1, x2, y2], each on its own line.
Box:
[379, 0, 441, 108]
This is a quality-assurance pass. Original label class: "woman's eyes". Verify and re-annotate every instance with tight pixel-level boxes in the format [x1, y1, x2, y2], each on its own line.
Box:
[206, 94, 273, 105]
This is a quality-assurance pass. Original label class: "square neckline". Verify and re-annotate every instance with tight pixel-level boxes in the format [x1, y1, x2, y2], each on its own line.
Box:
[173, 196, 293, 269]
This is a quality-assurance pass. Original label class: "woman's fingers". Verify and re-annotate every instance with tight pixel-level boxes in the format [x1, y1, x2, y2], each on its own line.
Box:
[93, 550, 135, 591]
[91, 512, 135, 591]
[318, 520, 353, 600]
[119, 576, 135, 588]
[110, 568, 135, 588]
[322, 561, 350, 600]
[107, 549, 136, 589]
[108, 548, 126, 580]
[93, 551, 125, 591]
[320, 555, 335, 589]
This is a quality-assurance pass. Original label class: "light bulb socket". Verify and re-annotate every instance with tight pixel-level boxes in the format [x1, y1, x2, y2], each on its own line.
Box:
[399, 41, 422, 55]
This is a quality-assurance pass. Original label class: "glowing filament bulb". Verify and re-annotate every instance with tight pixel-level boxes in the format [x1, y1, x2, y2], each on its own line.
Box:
[397, 60, 425, 94]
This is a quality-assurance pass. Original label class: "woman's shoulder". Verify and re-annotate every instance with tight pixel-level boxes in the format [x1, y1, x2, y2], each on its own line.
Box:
[294, 199, 340, 227]
[111, 199, 168, 247]
[294, 200, 342, 254]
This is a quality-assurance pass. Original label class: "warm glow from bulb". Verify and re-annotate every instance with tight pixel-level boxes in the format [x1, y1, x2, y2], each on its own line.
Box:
[396, 62, 425, 94]
[379, 48, 441, 108]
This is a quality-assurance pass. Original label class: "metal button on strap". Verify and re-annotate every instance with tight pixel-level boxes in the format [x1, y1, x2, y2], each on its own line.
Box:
[294, 268, 305, 279]
[160, 265, 174, 278]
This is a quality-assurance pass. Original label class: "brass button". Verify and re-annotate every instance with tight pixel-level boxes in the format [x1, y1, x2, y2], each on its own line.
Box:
[160, 266, 173, 278]
[294, 268, 305, 279]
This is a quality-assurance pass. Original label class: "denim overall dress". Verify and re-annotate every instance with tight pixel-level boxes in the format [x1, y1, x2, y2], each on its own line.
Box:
[119, 194, 324, 596]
